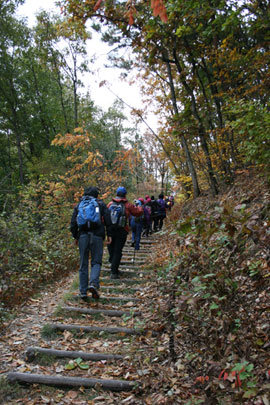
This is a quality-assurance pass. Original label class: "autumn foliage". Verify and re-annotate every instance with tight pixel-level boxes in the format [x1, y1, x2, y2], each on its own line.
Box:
[92, 0, 168, 23]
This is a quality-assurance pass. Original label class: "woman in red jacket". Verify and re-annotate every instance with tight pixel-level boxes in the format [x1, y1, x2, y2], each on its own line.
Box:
[107, 187, 143, 279]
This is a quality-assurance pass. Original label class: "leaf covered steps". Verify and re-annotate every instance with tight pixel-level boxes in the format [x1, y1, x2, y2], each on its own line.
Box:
[7, 372, 135, 392]
[5, 235, 156, 396]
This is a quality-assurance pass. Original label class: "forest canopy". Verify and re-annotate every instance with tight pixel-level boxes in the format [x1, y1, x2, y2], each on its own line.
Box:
[0, 0, 269, 317]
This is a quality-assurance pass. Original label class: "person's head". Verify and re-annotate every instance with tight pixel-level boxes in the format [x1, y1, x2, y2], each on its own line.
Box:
[145, 195, 150, 200]
[84, 186, 99, 198]
[159, 193, 164, 199]
[151, 196, 155, 200]
[116, 186, 127, 197]
[138, 197, 144, 204]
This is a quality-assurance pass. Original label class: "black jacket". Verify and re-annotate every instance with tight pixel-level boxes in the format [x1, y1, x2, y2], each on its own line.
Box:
[70, 198, 111, 240]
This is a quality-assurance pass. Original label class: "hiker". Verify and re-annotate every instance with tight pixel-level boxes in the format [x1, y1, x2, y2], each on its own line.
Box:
[70, 186, 111, 300]
[130, 198, 144, 249]
[107, 187, 143, 279]
[156, 193, 168, 231]
[169, 195, 175, 209]
[149, 196, 160, 232]
[142, 197, 152, 237]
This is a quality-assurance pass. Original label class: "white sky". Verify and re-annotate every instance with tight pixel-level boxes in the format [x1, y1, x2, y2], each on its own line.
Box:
[16, 0, 157, 131]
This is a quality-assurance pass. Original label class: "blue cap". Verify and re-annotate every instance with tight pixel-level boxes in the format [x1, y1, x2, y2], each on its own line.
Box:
[116, 186, 127, 196]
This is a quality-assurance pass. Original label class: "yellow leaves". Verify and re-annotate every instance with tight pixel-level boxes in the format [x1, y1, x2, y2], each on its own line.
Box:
[74, 127, 84, 133]
[52, 129, 96, 151]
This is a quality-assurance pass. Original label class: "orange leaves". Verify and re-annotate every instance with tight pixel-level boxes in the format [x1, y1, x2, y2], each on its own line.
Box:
[150, 0, 168, 23]
[219, 368, 243, 388]
[127, 8, 135, 25]
[93, 0, 103, 12]
[124, 0, 137, 25]
[195, 375, 209, 384]
[92, 0, 168, 24]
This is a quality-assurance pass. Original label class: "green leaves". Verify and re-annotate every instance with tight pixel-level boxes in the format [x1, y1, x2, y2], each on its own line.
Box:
[65, 357, 90, 371]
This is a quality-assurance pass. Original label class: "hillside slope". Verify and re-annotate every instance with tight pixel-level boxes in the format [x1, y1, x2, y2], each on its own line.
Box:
[139, 170, 269, 404]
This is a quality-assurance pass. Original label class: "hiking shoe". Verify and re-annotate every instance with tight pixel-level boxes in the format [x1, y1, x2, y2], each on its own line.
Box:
[110, 273, 120, 279]
[131, 241, 135, 247]
[88, 285, 100, 300]
[79, 293, 88, 301]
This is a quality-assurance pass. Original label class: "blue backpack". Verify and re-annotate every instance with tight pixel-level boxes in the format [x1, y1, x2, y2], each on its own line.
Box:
[77, 196, 101, 229]
[109, 201, 126, 229]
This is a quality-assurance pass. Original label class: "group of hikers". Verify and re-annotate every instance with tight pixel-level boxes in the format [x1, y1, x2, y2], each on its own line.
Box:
[130, 194, 174, 251]
[70, 186, 174, 301]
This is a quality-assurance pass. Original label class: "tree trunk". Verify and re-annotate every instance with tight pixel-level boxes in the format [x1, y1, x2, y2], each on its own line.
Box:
[172, 50, 218, 195]
[163, 54, 201, 197]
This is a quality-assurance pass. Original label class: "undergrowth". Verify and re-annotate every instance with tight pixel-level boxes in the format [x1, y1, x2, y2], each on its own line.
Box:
[143, 171, 269, 404]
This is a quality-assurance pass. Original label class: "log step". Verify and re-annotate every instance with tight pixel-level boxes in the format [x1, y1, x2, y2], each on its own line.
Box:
[127, 241, 156, 245]
[46, 323, 140, 335]
[61, 306, 141, 317]
[123, 248, 149, 252]
[120, 262, 145, 267]
[72, 295, 140, 302]
[100, 296, 140, 302]
[101, 286, 139, 292]
[103, 265, 143, 271]
[25, 347, 124, 362]
[100, 278, 143, 284]
[102, 269, 138, 276]
[7, 372, 135, 392]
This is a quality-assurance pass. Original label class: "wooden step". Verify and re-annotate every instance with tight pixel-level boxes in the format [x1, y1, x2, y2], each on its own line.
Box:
[46, 323, 140, 335]
[100, 278, 143, 284]
[7, 372, 135, 392]
[25, 346, 124, 362]
[102, 265, 144, 271]
[102, 269, 138, 277]
[101, 286, 139, 292]
[72, 294, 140, 302]
[61, 306, 141, 317]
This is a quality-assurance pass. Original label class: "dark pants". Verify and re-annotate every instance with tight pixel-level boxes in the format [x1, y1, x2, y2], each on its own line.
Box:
[79, 233, 103, 294]
[131, 219, 143, 250]
[107, 229, 128, 274]
[157, 215, 166, 230]
[153, 216, 159, 231]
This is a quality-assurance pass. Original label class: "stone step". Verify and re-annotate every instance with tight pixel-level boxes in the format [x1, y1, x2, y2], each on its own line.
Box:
[7, 372, 135, 392]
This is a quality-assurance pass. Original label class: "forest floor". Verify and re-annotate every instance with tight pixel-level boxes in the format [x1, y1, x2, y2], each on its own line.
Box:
[0, 169, 269, 405]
